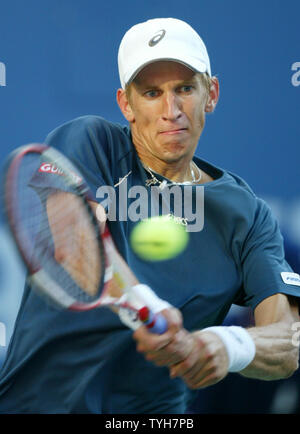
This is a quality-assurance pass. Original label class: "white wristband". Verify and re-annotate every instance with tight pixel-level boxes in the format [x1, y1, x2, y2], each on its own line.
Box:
[130, 284, 171, 313]
[202, 326, 256, 372]
[118, 284, 171, 330]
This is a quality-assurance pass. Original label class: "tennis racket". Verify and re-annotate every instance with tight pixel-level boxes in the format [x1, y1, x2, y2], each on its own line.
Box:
[2, 144, 169, 333]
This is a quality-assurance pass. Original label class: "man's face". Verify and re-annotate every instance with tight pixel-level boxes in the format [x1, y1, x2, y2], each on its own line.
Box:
[120, 61, 211, 166]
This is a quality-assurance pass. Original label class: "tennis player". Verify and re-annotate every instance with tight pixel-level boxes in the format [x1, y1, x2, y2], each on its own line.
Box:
[0, 18, 299, 413]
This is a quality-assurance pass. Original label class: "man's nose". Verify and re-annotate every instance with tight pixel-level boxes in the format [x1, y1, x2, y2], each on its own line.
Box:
[161, 92, 182, 121]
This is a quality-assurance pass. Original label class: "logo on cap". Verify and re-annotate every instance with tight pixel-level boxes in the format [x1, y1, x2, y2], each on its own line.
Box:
[148, 29, 166, 47]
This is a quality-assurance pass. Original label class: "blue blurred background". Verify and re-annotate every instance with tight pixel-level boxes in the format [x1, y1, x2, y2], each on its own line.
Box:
[0, 0, 299, 413]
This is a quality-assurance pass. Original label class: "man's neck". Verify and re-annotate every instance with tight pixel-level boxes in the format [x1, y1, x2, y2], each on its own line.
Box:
[139, 155, 195, 183]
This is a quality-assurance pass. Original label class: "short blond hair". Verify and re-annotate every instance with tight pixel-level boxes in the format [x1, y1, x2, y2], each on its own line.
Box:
[197, 72, 212, 95]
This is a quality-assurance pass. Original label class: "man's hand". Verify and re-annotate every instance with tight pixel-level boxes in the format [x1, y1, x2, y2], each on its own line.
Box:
[133, 310, 230, 389]
[133, 308, 193, 366]
[169, 330, 229, 389]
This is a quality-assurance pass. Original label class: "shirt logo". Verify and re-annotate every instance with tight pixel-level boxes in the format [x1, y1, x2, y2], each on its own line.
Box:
[281, 272, 300, 287]
[148, 29, 166, 47]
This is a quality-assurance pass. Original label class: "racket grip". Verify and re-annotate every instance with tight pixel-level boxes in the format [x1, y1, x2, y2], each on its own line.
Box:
[139, 306, 168, 334]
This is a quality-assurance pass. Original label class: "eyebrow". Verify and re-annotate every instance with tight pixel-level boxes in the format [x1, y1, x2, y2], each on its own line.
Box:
[133, 75, 199, 91]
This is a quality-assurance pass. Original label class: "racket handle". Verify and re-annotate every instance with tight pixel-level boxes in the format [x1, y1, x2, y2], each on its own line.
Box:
[139, 306, 168, 334]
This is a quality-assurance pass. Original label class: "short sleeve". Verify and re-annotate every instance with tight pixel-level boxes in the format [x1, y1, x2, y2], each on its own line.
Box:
[44, 116, 114, 202]
[237, 198, 300, 309]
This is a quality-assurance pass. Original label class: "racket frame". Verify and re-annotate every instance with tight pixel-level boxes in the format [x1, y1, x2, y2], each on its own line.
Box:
[3, 143, 168, 333]
[4, 144, 106, 310]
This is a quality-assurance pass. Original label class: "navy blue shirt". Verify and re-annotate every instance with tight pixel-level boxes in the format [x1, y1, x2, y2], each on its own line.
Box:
[0, 115, 299, 413]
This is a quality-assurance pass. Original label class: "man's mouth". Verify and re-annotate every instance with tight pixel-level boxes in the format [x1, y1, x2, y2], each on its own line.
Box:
[159, 128, 188, 135]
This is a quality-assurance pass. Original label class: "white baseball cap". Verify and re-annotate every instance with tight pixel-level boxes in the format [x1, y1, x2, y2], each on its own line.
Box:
[118, 18, 211, 89]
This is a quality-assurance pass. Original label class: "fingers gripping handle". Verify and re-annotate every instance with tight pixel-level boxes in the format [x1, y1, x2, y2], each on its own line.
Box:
[131, 284, 169, 334]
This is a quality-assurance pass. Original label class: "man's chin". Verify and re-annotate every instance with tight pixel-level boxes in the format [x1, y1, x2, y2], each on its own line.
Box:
[159, 145, 194, 164]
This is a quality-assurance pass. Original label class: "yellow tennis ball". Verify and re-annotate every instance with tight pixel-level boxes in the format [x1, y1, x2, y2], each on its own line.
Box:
[130, 216, 189, 261]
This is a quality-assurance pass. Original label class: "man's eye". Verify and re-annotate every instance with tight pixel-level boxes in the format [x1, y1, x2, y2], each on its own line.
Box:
[179, 85, 193, 93]
[144, 90, 159, 98]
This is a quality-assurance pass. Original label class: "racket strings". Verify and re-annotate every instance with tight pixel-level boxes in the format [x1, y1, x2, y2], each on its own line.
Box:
[13, 154, 104, 303]
[46, 190, 102, 299]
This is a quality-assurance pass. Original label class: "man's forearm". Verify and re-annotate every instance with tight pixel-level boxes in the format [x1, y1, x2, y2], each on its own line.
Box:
[240, 321, 299, 380]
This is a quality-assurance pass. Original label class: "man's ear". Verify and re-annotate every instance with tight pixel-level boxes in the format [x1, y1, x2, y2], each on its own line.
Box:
[205, 77, 220, 113]
[116, 88, 135, 122]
